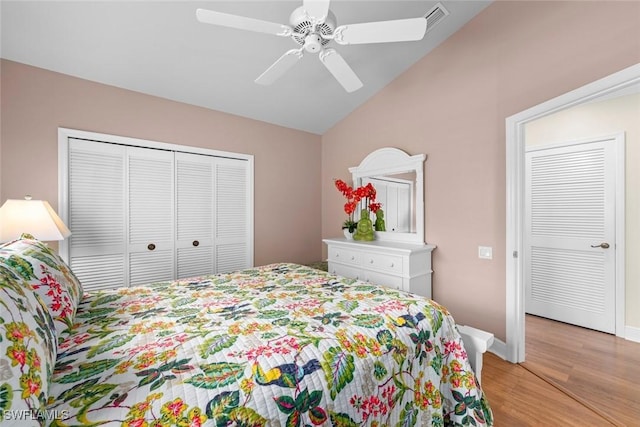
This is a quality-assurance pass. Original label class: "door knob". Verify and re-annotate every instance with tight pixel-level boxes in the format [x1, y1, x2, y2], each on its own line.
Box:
[590, 242, 610, 249]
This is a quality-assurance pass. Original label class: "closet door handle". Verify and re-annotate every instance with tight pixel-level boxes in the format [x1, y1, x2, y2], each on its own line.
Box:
[147, 243, 156, 251]
[192, 240, 200, 247]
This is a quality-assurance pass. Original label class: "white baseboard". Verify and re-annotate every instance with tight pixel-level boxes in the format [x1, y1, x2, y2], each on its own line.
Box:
[488, 338, 507, 360]
[625, 325, 640, 343]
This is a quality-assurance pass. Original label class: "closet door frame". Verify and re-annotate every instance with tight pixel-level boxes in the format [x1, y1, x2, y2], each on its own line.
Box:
[58, 127, 254, 271]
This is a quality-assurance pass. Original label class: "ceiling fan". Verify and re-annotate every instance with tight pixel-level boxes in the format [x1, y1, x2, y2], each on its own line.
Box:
[196, 0, 428, 93]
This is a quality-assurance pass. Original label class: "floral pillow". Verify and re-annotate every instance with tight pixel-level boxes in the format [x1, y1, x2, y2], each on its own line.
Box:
[0, 264, 57, 425]
[0, 234, 83, 341]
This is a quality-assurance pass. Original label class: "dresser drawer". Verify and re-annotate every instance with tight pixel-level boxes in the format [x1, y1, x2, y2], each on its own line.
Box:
[329, 263, 362, 281]
[324, 238, 434, 299]
[328, 247, 361, 267]
[362, 252, 403, 275]
[362, 270, 403, 291]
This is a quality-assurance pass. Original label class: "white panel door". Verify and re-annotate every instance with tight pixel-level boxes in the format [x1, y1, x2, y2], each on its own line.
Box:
[127, 147, 175, 286]
[525, 138, 616, 333]
[214, 157, 251, 273]
[175, 152, 214, 279]
[67, 139, 127, 291]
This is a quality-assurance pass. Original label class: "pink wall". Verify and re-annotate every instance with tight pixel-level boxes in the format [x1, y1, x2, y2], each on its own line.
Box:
[322, 1, 640, 340]
[3, 1, 639, 342]
[0, 59, 322, 266]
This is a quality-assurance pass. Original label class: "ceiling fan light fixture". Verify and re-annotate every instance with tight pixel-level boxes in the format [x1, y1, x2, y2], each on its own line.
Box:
[304, 34, 323, 53]
[197, 0, 432, 93]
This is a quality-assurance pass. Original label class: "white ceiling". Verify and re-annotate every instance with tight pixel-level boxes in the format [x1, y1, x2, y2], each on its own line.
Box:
[0, 1, 490, 135]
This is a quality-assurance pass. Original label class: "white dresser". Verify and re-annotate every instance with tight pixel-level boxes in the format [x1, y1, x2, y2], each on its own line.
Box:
[323, 238, 436, 299]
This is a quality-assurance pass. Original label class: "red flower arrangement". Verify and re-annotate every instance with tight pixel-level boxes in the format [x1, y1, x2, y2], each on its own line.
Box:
[334, 179, 381, 232]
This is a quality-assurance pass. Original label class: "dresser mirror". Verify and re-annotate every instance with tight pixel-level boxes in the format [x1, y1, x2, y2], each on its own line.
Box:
[349, 148, 425, 244]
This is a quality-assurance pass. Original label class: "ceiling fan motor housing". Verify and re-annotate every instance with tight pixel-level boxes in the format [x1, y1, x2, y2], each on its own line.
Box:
[289, 6, 337, 49]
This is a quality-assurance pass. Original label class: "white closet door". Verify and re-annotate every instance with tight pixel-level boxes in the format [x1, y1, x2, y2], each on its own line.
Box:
[175, 152, 214, 279]
[214, 157, 251, 273]
[127, 147, 175, 286]
[67, 139, 127, 291]
[61, 130, 254, 291]
[525, 139, 616, 333]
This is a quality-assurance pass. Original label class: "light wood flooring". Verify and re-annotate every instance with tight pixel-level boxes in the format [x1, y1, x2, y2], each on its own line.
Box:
[481, 315, 640, 426]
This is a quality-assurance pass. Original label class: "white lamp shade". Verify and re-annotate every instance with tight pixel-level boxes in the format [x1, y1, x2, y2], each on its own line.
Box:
[0, 198, 71, 242]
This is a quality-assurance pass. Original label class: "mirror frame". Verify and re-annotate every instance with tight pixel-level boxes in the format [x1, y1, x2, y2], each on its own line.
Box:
[349, 147, 426, 244]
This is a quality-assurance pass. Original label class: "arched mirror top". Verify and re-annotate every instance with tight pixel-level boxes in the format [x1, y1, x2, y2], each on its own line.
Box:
[349, 148, 426, 245]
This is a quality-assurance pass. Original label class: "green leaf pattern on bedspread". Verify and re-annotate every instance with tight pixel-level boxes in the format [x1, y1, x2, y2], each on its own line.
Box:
[45, 263, 492, 426]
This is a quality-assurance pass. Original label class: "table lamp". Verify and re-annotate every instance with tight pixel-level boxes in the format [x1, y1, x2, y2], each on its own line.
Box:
[0, 195, 71, 242]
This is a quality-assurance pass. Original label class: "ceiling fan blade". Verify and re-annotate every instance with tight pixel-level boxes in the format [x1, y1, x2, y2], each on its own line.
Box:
[196, 8, 292, 37]
[255, 49, 304, 85]
[303, 0, 331, 21]
[319, 49, 363, 93]
[333, 17, 427, 45]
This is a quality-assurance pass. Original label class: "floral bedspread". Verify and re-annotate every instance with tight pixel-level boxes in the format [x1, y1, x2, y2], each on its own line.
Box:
[47, 263, 492, 426]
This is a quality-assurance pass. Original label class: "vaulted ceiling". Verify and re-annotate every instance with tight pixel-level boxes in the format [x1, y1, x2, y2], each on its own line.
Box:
[1, 1, 491, 134]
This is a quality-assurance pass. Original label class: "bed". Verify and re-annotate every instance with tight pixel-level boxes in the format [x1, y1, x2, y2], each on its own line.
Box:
[1, 235, 492, 426]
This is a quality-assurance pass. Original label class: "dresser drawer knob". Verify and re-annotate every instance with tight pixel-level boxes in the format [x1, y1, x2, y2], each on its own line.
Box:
[351, 256, 355, 260]
[147, 243, 156, 251]
[192, 240, 200, 247]
[369, 259, 374, 264]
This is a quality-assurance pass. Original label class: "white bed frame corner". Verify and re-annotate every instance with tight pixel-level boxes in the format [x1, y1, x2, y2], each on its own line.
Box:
[458, 325, 495, 385]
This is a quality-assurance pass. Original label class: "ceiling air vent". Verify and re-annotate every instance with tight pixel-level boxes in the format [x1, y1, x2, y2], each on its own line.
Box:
[424, 2, 449, 33]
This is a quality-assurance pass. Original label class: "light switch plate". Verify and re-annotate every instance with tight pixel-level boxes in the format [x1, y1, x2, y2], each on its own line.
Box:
[478, 246, 493, 260]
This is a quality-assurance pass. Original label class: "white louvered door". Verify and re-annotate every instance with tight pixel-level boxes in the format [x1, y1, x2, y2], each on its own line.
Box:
[62, 133, 253, 291]
[127, 147, 175, 286]
[67, 139, 127, 291]
[525, 138, 616, 333]
[214, 157, 251, 273]
[175, 152, 214, 278]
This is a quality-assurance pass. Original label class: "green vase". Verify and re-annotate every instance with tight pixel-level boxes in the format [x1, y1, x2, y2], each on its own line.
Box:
[353, 209, 375, 241]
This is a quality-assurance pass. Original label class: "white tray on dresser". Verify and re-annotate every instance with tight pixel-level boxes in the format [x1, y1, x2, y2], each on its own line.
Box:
[323, 238, 436, 299]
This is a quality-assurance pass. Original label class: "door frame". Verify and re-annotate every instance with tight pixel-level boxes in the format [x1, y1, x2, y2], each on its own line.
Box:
[505, 63, 640, 363]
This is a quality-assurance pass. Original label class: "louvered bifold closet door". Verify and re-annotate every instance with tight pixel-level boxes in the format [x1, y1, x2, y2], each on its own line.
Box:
[175, 152, 214, 279]
[214, 157, 251, 273]
[127, 147, 175, 286]
[525, 140, 616, 333]
[68, 139, 126, 291]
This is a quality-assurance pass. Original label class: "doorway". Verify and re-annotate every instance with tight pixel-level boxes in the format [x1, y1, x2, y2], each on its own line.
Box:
[505, 63, 640, 363]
